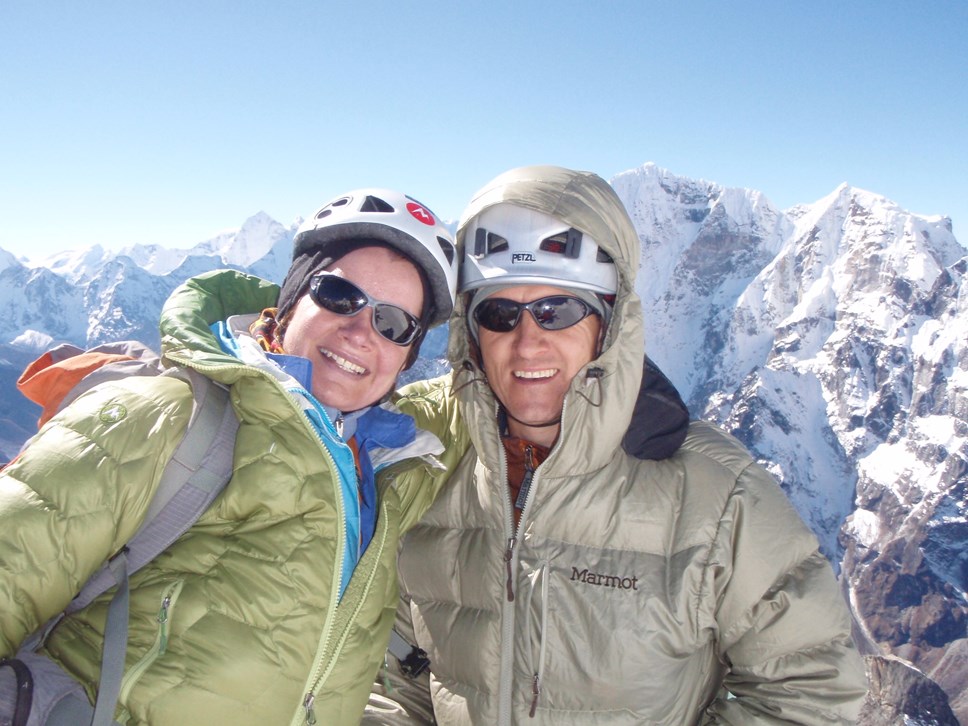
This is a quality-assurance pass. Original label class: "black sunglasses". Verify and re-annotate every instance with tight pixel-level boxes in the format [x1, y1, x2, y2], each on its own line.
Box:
[308, 273, 422, 346]
[473, 295, 595, 334]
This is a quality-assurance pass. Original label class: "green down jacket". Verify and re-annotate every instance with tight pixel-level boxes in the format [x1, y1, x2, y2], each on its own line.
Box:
[0, 270, 465, 725]
[367, 167, 868, 724]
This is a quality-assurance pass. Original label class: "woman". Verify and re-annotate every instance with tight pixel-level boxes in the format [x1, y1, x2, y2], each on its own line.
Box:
[0, 189, 463, 725]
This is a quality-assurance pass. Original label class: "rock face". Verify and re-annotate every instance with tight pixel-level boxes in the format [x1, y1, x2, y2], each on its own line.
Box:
[613, 165, 966, 724]
[859, 655, 959, 725]
[2, 165, 965, 722]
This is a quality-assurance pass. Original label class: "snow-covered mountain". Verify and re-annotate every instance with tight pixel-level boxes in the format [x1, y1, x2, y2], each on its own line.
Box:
[614, 164, 966, 721]
[1, 164, 964, 721]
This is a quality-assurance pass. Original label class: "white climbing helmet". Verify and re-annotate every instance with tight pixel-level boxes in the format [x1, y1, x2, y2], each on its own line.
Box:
[294, 188, 458, 328]
[459, 203, 618, 296]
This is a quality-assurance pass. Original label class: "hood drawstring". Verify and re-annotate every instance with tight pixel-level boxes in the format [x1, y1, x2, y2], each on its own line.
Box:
[453, 359, 487, 397]
[575, 366, 605, 409]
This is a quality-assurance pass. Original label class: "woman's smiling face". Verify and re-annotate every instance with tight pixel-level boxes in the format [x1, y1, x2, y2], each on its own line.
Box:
[282, 246, 424, 412]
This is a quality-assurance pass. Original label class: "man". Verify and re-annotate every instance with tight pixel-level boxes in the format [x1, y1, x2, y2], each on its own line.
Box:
[368, 166, 867, 724]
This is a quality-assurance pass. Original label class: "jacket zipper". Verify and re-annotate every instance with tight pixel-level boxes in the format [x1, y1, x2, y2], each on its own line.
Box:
[529, 673, 541, 717]
[513, 445, 535, 512]
[293, 399, 349, 726]
[498, 428, 548, 723]
[502, 402, 566, 722]
[504, 536, 518, 601]
[168, 354, 349, 726]
[118, 579, 185, 705]
[497, 422, 516, 725]
[302, 497, 390, 725]
[505, 445, 536, 602]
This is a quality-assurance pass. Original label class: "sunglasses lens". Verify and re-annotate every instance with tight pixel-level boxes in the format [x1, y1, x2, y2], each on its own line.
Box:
[373, 305, 421, 345]
[474, 298, 522, 333]
[310, 273, 421, 346]
[474, 296, 591, 334]
[310, 275, 367, 315]
[532, 297, 590, 330]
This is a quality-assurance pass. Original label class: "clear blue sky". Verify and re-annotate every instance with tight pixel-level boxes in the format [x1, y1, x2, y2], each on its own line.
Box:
[2, 1, 966, 260]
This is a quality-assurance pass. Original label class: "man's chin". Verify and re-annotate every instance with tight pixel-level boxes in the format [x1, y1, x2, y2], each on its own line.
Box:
[506, 408, 563, 430]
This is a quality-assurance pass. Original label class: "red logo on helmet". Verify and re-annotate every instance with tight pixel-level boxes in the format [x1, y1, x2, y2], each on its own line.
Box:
[407, 202, 435, 226]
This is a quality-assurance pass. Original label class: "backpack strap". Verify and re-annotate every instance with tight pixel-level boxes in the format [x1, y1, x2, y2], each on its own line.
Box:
[84, 370, 237, 724]
[90, 552, 130, 726]
[12, 355, 239, 725]
[66, 369, 238, 614]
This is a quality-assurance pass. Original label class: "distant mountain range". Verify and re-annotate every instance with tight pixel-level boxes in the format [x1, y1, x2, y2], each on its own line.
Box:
[2, 163, 965, 723]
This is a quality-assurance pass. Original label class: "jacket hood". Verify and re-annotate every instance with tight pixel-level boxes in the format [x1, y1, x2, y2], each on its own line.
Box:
[159, 269, 281, 384]
[451, 165, 645, 476]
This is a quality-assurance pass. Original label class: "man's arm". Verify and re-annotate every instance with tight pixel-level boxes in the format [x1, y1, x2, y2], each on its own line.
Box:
[390, 372, 471, 534]
[703, 463, 868, 724]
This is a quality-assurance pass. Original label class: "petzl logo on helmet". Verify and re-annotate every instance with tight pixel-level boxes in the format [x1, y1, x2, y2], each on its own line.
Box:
[511, 253, 536, 263]
[406, 202, 435, 226]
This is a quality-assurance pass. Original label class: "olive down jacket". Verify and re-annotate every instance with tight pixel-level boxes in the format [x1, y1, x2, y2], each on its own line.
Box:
[366, 166, 868, 725]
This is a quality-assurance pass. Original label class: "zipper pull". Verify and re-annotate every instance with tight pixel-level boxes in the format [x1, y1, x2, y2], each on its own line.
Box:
[529, 672, 541, 717]
[157, 594, 172, 655]
[335, 414, 344, 438]
[381, 653, 395, 694]
[303, 692, 317, 725]
[514, 446, 535, 511]
[504, 536, 517, 601]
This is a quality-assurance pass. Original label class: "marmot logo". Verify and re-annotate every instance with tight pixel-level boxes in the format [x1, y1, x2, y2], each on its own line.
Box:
[511, 253, 536, 263]
[570, 567, 639, 590]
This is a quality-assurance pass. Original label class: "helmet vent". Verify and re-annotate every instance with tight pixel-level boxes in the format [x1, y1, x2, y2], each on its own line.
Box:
[360, 195, 395, 213]
[437, 236, 456, 265]
[473, 228, 509, 257]
[487, 233, 509, 255]
[539, 229, 582, 259]
[316, 196, 351, 219]
[596, 248, 615, 264]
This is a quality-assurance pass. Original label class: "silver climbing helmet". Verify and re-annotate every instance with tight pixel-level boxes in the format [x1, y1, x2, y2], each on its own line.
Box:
[458, 203, 618, 297]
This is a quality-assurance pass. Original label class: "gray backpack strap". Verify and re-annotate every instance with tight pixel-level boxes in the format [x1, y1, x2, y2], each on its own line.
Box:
[66, 369, 238, 614]
[7, 355, 238, 726]
[1, 652, 97, 726]
[90, 554, 129, 726]
[80, 372, 237, 724]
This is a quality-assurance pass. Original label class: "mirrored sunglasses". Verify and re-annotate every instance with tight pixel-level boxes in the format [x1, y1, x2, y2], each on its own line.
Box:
[473, 295, 594, 334]
[308, 273, 422, 346]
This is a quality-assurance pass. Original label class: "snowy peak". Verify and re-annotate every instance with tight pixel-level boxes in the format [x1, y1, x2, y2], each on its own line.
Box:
[30, 244, 112, 283]
[788, 184, 963, 299]
[615, 164, 790, 406]
[0, 246, 20, 274]
[118, 212, 294, 277]
[189, 211, 291, 269]
[0, 264, 88, 349]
